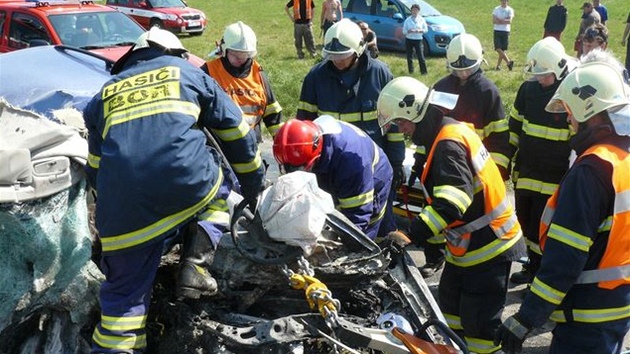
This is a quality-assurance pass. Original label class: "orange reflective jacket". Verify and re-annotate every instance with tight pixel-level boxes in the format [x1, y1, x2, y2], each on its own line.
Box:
[540, 144, 630, 289]
[422, 123, 521, 259]
[293, 0, 313, 20]
[206, 59, 267, 128]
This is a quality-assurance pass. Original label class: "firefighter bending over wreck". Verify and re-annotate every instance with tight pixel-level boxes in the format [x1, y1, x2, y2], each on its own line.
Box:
[377, 76, 525, 354]
[83, 28, 264, 353]
[273, 116, 397, 240]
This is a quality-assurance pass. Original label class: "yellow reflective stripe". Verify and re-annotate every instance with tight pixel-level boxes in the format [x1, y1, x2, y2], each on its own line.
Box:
[478, 118, 508, 139]
[413, 144, 426, 155]
[433, 185, 472, 214]
[369, 201, 387, 225]
[473, 176, 483, 194]
[92, 327, 146, 350]
[465, 337, 501, 354]
[264, 101, 282, 115]
[387, 131, 405, 142]
[490, 151, 510, 169]
[211, 119, 250, 142]
[100, 314, 146, 331]
[103, 101, 200, 138]
[199, 210, 230, 226]
[316, 110, 379, 123]
[427, 233, 446, 244]
[266, 122, 283, 137]
[547, 223, 593, 252]
[88, 153, 100, 169]
[338, 189, 374, 209]
[231, 150, 262, 174]
[509, 131, 519, 148]
[572, 304, 630, 323]
[443, 313, 463, 330]
[597, 216, 613, 232]
[419, 205, 448, 236]
[530, 276, 565, 305]
[298, 100, 318, 113]
[515, 178, 559, 195]
[525, 238, 542, 255]
[446, 232, 522, 267]
[549, 310, 566, 323]
[509, 105, 523, 122]
[522, 120, 571, 141]
[101, 170, 222, 252]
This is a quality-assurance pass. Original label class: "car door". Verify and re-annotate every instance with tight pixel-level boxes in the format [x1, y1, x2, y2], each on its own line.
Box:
[107, 0, 148, 29]
[369, 0, 405, 51]
[7, 11, 53, 51]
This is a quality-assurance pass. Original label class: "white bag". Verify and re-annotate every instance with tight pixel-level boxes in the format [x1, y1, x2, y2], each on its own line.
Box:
[257, 171, 334, 256]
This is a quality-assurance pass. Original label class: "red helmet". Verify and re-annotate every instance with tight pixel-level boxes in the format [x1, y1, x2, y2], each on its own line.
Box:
[273, 119, 323, 172]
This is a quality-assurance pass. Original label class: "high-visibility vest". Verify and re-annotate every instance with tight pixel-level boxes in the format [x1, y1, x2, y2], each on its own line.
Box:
[293, 0, 313, 20]
[421, 123, 521, 259]
[540, 144, 630, 290]
[207, 59, 267, 128]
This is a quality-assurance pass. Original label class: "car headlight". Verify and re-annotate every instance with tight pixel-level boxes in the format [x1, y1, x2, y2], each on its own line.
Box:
[428, 24, 451, 32]
[164, 14, 178, 21]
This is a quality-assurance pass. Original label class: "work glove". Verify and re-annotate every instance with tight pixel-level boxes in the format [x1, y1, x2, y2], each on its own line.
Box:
[493, 315, 532, 353]
[407, 159, 425, 187]
[392, 165, 406, 191]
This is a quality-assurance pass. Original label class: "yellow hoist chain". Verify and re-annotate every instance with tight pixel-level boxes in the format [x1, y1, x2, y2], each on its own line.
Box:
[283, 256, 341, 329]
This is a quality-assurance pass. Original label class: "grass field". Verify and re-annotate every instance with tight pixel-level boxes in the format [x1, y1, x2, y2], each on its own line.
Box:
[180, 0, 628, 119]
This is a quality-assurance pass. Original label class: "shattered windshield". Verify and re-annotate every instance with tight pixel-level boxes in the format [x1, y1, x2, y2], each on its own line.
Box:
[148, 0, 186, 8]
[48, 12, 144, 49]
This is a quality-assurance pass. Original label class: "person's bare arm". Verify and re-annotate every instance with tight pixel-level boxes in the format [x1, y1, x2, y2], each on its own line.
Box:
[285, 5, 294, 22]
[337, 0, 344, 20]
[622, 23, 630, 46]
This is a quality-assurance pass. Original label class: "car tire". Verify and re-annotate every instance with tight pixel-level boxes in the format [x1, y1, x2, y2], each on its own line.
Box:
[150, 19, 164, 29]
[190, 31, 203, 36]
[423, 38, 430, 57]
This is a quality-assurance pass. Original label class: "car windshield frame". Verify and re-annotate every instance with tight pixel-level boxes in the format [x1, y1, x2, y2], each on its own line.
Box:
[147, 0, 186, 9]
[398, 0, 441, 17]
[48, 11, 145, 49]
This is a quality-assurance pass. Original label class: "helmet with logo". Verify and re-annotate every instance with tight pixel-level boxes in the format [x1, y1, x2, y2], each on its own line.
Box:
[322, 19, 365, 60]
[447, 33, 483, 72]
[220, 21, 257, 57]
[546, 61, 630, 135]
[524, 37, 576, 80]
[111, 27, 187, 74]
[377, 76, 458, 131]
[273, 119, 324, 172]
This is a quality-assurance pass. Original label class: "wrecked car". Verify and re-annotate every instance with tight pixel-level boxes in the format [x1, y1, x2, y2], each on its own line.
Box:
[0, 46, 465, 354]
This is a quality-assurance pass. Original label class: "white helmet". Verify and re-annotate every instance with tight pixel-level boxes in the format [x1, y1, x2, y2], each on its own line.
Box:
[135, 26, 186, 53]
[377, 76, 458, 129]
[524, 37, 576, 80]
[546, 61, 630, 136]
[220, 21, 257, 57]
[322, 19, 365, 60]
[446, 33, 483, 72]
[111, 27, 187, 74]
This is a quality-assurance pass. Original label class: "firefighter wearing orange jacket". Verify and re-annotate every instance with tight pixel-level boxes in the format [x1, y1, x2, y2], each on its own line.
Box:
[202, 21, 283, 142]
[494, 58, 630, 353]
[378, 76, 525, 354]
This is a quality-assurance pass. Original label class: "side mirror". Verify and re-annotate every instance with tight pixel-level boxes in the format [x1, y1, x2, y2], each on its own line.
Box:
[392, 13, 404, 21]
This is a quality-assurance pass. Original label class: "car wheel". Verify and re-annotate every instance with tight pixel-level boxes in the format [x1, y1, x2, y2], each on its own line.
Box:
[423, 38, 430, 57]
[150, 19, 164, 29]
[190, 31, 203, 37]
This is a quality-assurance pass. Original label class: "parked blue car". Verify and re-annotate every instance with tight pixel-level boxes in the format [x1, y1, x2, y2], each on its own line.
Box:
[341, 0, 465, 56]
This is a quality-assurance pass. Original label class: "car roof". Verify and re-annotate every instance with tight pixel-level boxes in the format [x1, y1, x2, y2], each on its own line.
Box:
[0, 0, 118, 15]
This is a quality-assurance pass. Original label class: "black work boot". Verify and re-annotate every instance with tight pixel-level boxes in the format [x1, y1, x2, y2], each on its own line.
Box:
[176, 223, 218, 299]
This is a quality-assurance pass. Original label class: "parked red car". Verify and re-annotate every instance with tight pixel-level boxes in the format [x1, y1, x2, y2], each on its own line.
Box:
[106, 0, 206, 36]
[0, 0, 146, 61]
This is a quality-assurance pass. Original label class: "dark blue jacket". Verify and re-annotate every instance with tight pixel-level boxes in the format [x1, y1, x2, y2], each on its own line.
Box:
[312, 121, 393, 239]
[83, 48, 263, 255]
[296, 53, 405, 170]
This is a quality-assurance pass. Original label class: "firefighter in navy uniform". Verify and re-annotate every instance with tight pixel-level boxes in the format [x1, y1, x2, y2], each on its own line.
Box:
[273, 116, 393, 240]
[414, 33, 512, 278]
[378, 76, 525, 354]
[296, 19, 405, 237]
[506, 37, 576, 284]
[83, 28, 264, 353]
[202, 21, 283, 142]
[495, 59, 630, 354]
